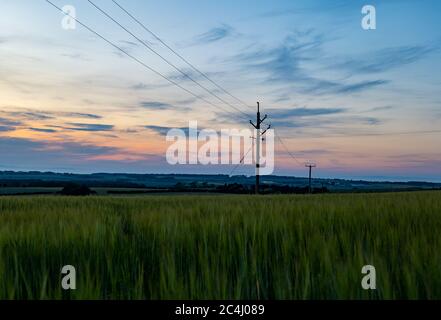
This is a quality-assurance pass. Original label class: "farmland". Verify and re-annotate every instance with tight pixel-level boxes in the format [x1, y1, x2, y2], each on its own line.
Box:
[0, 191, 440, 299]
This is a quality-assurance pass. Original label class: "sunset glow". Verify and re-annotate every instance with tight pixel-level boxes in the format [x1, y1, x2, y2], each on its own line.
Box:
[1, 0, 440, 181]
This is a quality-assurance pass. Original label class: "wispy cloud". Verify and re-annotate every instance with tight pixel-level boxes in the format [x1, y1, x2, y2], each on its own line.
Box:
[140, 101, 175, 110]
[140, 100, 192, 112]
[62, 123, 115, 132]
[232, 32, 324, 82]
[363, 106, 396, 113]
[29, 127, 57, 133]
[308, 80, 389, 95]
[145, 125, 187, 136]
[0, 136, 164, 172]
[0, 117, 22, 132]
[129, 82, 171, 91]
[1, 109, 102, 121]
[0, 136, 121, 162]
[119, 40, 139, 47]
[335, 45, 439, 75]
[144, 124, 204, 136]
[0, 117, 22, 127]
[271, 111, 382, 130]
[268, 107, 345, 119]
[0, 126, 15, 132]
[167, 68, 224, 84]
[61, 112, 102, 119]
[229, 31, 389, 96]
[112, 40, 140, 58]
[0, 109, 105, 134]
[130, 82, 150, 90]
[2, 111, 53, 121]
[190, 24, 235, 46]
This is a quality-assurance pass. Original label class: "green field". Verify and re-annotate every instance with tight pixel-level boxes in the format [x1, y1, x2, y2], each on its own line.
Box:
[0, 191, 440, 300]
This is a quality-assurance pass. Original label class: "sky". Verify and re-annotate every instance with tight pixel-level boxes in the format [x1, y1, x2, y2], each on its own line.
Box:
[0, 0, 440, 181]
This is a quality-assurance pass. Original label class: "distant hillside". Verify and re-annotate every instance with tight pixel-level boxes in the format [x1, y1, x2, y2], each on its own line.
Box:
[0, 171, 440, 195]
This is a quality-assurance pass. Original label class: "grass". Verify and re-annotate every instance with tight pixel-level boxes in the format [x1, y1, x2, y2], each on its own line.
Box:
[0, 191, 440, 300]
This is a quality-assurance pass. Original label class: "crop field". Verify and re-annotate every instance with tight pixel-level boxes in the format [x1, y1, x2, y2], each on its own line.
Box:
[0, 191, 440, 300]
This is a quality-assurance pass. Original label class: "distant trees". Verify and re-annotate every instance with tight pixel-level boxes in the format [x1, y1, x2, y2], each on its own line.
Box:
[171, 182, 329, 195]
[216, 183, 251, 194]
[58, 184, 96, 196]
[215, 183, 329, 195]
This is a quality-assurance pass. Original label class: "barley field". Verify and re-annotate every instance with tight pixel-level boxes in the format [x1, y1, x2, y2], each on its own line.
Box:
[0, 191, 440, 300]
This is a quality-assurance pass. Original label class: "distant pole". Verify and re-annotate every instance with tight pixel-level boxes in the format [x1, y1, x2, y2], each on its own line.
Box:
[305, 163, 316, 194]
[250, 102, 270, 195]
[256, 102, 261, 195]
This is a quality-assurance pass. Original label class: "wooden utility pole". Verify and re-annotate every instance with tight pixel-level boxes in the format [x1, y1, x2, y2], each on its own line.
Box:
[305, 163, 316, 194]
[250, 102, 270, 195]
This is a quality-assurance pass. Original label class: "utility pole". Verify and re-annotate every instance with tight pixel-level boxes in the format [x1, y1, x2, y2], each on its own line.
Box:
[305, 163, 316, 194]
[250, 102, 270, 195]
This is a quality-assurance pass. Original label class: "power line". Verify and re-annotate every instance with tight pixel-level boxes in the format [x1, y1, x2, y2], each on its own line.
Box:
[275, 132, 305, 167]
[87, 0, 252, 120]
[111, 0, 254, 112]
[45, 0, 250, 124]
[229, 145, 253, 177]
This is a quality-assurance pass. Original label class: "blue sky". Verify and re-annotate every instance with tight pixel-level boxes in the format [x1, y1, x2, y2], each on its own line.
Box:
[1, 0, 440, 181]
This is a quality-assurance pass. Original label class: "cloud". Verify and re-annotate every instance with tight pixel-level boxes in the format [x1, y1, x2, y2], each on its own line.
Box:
[0, 137, 118, 157]
[312, 80, 389, 95]
[120, 40, 139, 47]
[0, 109, 107, 134]
[229, 31, 391, 96]
[273, 95, 291, 103]
[271, 111, 382, 130]
[191, 24, 235, 45]
[113, 39, 157, 58]
[144, 125, 203, 136]
[1, 109, 102, 121]
[2, 111, 53, 121]
[140, 100, 193, 112]
[365, 106, 395, 113]
[0, 117, 22, 132]
[0, 135, 165, 172]
[0, 137, 124, 171]
[63, 123, 114, 132]
[176, 98, 198, 105]
[61, 112, 102, 119]
[267, 107, 345, 119]
[29, 128, 58, 133]
[335, 45, 438, 75]
[129, 82, 172, 91]
[131, 83, 150, 90]
[113, 44, 136, 58]
[167, 68, 225, 84]
[260, 106, 349, 130]
[140, 101, 175, 110]
[0, 117, 22, 126]
[145, 125, 187, 136]
[231, 32, 325, 81]
[361, 117, 382, 126]
[0, 126, 15, 132]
